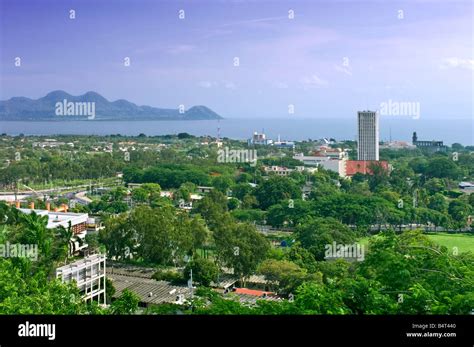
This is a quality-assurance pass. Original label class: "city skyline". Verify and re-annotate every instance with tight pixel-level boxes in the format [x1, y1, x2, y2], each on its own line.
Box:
[1, 0, 472, 120]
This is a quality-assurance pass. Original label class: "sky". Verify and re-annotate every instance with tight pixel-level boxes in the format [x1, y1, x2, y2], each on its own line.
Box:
[0, 0, 473, 120]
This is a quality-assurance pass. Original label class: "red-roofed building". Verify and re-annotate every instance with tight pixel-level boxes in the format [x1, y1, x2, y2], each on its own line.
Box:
[233, 288, 275, 297]
[345, 160, 389, 177]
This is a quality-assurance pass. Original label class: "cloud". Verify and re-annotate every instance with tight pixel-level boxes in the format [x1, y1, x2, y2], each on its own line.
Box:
[439, 57, 474, 70]
[300, 74, 328, 89]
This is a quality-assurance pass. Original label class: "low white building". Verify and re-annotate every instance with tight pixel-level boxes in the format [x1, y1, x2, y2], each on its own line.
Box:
[312, 146, 348, 159]
[263, 166, 294, 176]
[19, 208, 88, 233]
[293, 154, 347, 177]
[19, 208, 89, 254]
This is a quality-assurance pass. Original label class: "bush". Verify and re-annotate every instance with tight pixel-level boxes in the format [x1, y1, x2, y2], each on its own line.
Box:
[152, 269, 186, 285]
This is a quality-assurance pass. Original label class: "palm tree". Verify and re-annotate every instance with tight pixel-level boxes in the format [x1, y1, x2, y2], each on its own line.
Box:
[19, 211, 51, 257]
[17, 210, 55, 276]
[56, 221, 74, 265]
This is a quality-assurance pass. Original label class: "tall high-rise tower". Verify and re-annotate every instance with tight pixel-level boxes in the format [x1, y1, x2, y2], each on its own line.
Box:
[357, 111, 379, 160]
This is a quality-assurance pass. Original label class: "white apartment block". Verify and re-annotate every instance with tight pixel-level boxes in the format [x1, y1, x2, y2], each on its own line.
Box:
[56, 254, 106, 305]
[357, 111, 379, 160]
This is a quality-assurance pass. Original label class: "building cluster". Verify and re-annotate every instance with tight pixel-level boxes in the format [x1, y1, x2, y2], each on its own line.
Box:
[90, 142, 113, 153]
[32, 139, 74, 148]
[14, 202, 105, 304]
[262, 165, 317, 176]
[380, 141, 416, 150]
[292, 153, 389, 178]
[248, 132, 295, 149]
[251, 111, 396, 178]
[412, 132, 447, 152]
[106, 263, 281, 309]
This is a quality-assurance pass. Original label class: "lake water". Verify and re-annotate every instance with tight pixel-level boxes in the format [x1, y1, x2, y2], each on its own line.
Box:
[0, 117, 472, 145]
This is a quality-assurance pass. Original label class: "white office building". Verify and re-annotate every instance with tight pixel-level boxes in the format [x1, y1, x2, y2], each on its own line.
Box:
[357, 111, 379, 160]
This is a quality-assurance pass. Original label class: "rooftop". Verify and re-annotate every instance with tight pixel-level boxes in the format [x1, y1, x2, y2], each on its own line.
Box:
[108, 273, 193, 305]
[233, 288, 275, 297]
[18, 208, 88, 229]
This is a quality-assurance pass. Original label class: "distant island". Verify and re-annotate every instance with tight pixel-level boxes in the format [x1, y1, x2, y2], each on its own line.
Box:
[0, 91, 223, 121]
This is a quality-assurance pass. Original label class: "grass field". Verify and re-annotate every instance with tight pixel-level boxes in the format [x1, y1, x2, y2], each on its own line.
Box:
[359, 232, 474, 254]
[425, 232, 474, 254]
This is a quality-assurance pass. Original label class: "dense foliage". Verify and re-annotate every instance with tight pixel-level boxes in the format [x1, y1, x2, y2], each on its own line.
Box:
[0, 134, 473, 315]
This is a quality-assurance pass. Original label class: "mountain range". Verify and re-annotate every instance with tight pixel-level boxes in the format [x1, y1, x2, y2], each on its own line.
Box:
[0, 91, 223, 121]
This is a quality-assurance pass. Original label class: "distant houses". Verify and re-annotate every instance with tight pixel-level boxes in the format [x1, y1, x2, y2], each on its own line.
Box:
[247, 131, 295, 149]
[262, 165, 317, 177]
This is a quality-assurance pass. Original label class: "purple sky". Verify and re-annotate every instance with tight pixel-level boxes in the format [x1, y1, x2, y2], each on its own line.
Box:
[1, 0, 472, 120]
